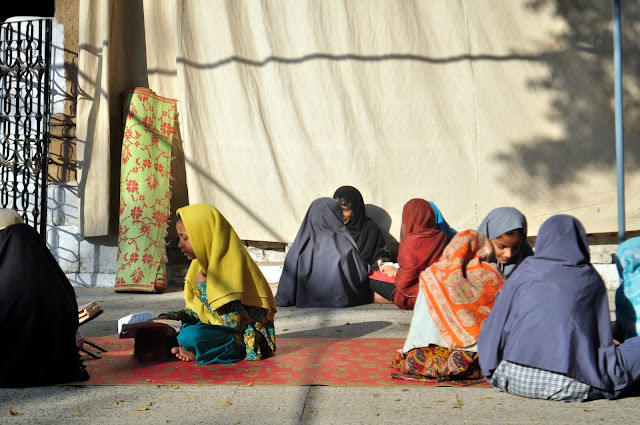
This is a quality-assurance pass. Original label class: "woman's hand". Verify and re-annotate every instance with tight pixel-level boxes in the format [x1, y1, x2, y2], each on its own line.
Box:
[381, 264, 398, 277]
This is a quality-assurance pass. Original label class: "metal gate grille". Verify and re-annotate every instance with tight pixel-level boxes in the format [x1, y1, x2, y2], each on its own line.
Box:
[0, 18, 52, 239]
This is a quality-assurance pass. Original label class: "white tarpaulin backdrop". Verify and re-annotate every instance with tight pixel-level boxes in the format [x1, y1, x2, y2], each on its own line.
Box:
[77, 0, 640, 242]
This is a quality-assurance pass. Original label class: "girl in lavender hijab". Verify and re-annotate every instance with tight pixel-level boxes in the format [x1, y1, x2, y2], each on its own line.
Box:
[478, 215, 640, 401]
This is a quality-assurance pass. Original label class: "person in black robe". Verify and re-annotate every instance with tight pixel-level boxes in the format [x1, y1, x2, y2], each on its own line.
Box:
[0, 209, 89, 387]
[332, 186, 390, 268]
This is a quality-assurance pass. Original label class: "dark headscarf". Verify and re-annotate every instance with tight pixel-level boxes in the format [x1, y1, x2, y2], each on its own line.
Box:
[0, 223, 88, 387]
[333, 186, 390, 267]
[478, 215, 640, 393]
[391, 199, 448, 310]
[276, 198, 370, 308]
[477, 207, 533, 278]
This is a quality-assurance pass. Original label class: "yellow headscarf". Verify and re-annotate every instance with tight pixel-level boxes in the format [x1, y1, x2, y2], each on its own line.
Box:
[177, 203, 277, 322]
[0, 209, 23, 231]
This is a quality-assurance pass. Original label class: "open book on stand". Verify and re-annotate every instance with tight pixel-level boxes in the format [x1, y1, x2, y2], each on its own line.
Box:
[78, 301, 103, 324]
[118, 311, 182, 338]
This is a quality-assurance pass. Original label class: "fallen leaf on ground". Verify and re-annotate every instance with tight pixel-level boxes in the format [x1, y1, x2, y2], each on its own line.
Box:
[219, 401, 232, 406]
[137, 407, 150, 411]
[7, 408, 22, 416]
[73, 412, 83, 417]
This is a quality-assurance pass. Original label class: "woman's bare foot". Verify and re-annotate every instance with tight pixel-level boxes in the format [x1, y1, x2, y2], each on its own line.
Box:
[373, 292, 394, 304]
[171, 346, 196, 362]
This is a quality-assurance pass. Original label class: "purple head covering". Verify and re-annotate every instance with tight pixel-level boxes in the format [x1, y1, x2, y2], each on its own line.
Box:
[276, 197, 370, 308]
[478, 214, 636, 392]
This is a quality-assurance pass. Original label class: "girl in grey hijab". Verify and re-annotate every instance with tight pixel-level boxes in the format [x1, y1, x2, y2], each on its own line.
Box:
[477, 207, 533, 278]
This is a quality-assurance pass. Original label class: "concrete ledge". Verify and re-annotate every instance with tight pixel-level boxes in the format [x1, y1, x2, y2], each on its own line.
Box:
[66, 273, 117, 288]
[67, 263, 284, 288]
[595, 264, 619, 291]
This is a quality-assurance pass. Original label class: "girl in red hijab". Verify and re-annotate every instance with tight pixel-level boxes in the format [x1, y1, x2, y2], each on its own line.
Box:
[375, 199, 449, 309]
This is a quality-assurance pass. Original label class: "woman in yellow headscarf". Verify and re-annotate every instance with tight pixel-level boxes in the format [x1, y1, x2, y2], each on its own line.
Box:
[162, 203, 277, 364]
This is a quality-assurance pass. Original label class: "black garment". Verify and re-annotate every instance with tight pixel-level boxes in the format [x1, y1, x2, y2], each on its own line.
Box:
[0, 224, 89, 387]
[276, 198, 371, 308]
[369, 279, 394, 300]
[333, 186, 390, 267]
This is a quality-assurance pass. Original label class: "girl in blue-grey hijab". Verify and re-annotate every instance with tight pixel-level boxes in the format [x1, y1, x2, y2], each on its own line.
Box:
[477, 207, 533, 278]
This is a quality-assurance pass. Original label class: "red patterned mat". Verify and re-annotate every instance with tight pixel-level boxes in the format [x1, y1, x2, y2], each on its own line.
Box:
[75, 336, 491, 387]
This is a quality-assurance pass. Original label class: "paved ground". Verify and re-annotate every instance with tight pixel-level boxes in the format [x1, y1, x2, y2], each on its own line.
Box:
[1, 286, 639, 424]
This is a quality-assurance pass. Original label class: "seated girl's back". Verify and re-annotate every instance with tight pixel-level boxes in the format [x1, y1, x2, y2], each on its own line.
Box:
[276, 197, 370, 308]
[391, 199, 448, 310]
[0, 209, 88, 387]
[478, 214, 640, 401]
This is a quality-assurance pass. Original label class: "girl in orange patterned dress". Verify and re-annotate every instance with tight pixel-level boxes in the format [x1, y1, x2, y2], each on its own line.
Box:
[391, 230, 504, 381]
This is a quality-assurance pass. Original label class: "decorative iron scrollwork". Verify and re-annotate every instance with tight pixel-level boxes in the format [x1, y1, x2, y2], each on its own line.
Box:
[0, 18, 52, 240]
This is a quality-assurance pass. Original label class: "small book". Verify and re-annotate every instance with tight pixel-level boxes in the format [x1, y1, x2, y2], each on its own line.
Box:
[369, 269, 395, 284]
[78, 301, 103, 324]
[117, 311, 155, 334]
[118, 311, 182, 338]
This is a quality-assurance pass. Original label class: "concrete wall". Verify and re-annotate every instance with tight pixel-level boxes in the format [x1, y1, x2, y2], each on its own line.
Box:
[45, 181, 617, 290]
[46, 181, 285, 287]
